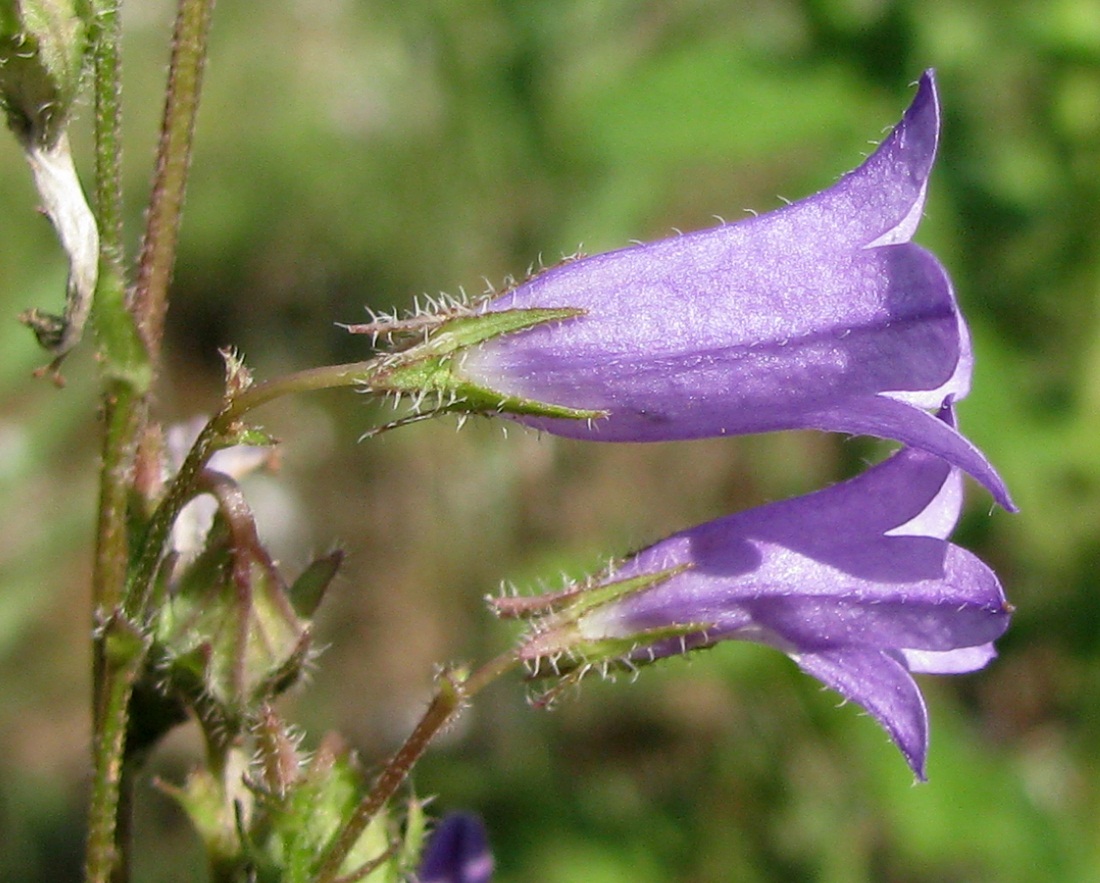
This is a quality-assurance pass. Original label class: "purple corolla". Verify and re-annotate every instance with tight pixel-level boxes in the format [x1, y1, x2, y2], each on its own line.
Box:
[431, 71, 1009, 509]
[416, 813, 494, 883]
[499, 407, 1011, 778]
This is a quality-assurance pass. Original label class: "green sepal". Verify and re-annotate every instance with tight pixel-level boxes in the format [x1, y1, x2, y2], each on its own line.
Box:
[513, 565, 712, 676]
[371, 307, 606, 423]
[217, 425, 277, 450]
[158, 766, 244, 874]
[253, 735, 407, 883]
[499, 565, 688, 622]
[410, 306, 586, 357]
[238, 427, 278, 447]
[527, 622, 711, 678]
[288, 549, 343, 618]
[99, 609, 147, 670]
[398, 797, 428, 872]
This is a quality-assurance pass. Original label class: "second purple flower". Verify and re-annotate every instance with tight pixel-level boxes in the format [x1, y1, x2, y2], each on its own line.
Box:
[494, 407, 1011, 779]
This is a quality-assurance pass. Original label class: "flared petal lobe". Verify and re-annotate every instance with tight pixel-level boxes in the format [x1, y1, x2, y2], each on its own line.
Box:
[510, 425, 1011, 778]
[445, 72, 1010, 508]
[794, 649, 930, 777]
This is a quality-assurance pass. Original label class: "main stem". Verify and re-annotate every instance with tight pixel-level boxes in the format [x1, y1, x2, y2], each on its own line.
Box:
[86, 1, 142, 880]
[86, 0, 217, 880]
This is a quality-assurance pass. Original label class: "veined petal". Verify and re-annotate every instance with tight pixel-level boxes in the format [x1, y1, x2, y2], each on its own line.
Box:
[738, 550, 1009, 652]
[464, 243, 961, 436]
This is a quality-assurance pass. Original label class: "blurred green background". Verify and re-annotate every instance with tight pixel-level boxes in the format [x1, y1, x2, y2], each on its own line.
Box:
[2, 0, 1099, 879]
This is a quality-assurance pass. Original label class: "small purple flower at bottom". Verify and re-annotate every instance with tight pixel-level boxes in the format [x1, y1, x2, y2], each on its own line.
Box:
[416, 813, 494, 883]
[498, 407, 1011, 779]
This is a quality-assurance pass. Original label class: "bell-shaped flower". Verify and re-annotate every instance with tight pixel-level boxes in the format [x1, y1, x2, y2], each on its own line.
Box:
[416, 812, 494, 883]
[495, 407, 1011, 779]
[367, 71, 1010, 509]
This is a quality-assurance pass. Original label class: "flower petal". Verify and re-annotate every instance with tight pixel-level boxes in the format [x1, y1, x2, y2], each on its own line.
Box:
[804, 394, 1014, 510]
[518, 416, 1010, 775]
[595, 444, 1010, 654]
[449, 72, 1011, 506]
[464, 243, 962, 439]
[417, 813, 494, 883]
[740, 547, 1009, 652]
[463, 76, 954, 424]
[796, 70, 940, 248]
[900, 643, 997, 674]
[793, 647, 930, 779]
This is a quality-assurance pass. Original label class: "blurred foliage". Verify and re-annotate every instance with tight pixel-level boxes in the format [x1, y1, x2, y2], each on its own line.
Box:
[2, 0, 1099, 880]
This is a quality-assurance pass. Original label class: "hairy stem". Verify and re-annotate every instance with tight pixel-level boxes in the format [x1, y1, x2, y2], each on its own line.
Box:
[90, 0, 124, 282]
[87, 354, 395, 878]
[86, 0, 218, 879]
[224, 360, 384, 420]
[131, 0, 217, 362]
[314, 653, 520, 883]
[85, 1, 143, 880]
[85, 661, 135, 882]
[124, 358, 383, 624]
[85, 611, 146, 883]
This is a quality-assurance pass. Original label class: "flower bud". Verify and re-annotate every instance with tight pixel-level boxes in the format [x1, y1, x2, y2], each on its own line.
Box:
[417, 812, 494, 883]
[163, 721, 420, 880]
[246, 730, 417, 880]
[152, 495, 340, 735]
[0, 0, 89, 148]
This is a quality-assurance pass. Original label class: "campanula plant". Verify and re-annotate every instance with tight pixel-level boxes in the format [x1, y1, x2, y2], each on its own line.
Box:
[3, 0, 1013, 875]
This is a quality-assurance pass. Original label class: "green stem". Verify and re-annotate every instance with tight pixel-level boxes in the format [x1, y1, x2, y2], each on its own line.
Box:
[313, 653, 521, 883]
[85, 620, 144, 883]
[84, 669, 130, 880]
[131, 0, 217, 362]
[89, 0, 124, 283]
[225, 360, 384, 420]
[86, 0, 218, 878]
[85, 2, 143, 881]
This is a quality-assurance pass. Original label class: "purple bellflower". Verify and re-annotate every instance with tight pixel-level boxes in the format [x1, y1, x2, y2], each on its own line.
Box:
[416, 812, 494, 883]
[371, 71, 1010, 509]
[494, 406, 1011, 779]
